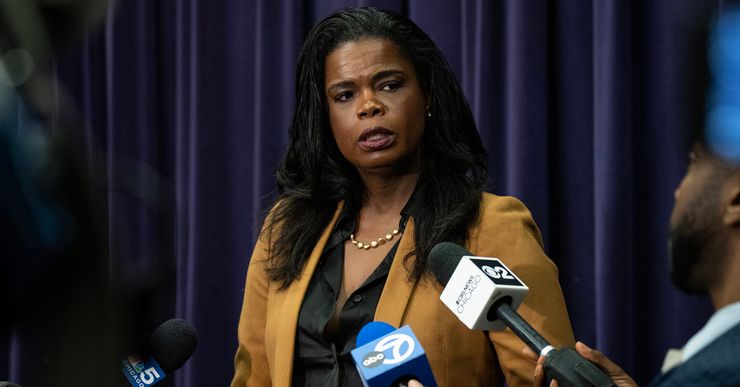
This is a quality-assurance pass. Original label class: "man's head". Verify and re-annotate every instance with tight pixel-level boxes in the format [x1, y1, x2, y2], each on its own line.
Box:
[669, 142, 740, 295]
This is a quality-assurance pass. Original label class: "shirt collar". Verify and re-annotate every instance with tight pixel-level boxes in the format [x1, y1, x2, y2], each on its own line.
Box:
[400, 184, 423, 220]
[681, 300, 740, 362]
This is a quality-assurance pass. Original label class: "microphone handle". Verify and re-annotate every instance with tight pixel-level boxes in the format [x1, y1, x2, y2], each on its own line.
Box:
[491, 301, 616, 387]
[544, 348, 616, 387]
[491, 300, 551, 354]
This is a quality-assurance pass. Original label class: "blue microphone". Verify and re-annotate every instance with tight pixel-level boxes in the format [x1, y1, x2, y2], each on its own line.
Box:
[356, 321, 397, 347]
[351, 322, 437, 387]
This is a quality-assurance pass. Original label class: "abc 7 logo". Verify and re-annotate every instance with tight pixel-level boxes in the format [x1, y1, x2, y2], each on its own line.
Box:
[361, 333, 415, 368]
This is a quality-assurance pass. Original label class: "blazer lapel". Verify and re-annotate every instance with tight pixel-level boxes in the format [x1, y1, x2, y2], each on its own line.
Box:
[374, 217, 420, 327]
[271, 202, 344, 387]
[648, 322, 740, 386]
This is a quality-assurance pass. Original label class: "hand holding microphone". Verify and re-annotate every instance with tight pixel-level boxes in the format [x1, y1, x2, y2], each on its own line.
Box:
[529, 342, 637, 387]
[428, 242, 615, 387]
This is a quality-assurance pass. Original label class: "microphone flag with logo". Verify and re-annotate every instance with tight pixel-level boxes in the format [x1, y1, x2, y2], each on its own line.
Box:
[435, 244, 529, 331]
[351, 322, 437, 387]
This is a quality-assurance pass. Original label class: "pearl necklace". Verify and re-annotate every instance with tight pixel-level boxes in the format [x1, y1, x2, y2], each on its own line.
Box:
[350, 229, 400, 250]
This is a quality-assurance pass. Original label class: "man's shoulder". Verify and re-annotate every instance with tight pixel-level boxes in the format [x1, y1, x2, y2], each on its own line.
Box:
[651, 322, 740, 387]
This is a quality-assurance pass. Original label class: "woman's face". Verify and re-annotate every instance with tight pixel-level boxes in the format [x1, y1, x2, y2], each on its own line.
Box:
[324, 38, 426, 176]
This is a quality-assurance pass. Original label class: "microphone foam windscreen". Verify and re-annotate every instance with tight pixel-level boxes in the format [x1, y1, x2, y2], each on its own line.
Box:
[428, 242, 471, 286]
[149, 318, 198, 372]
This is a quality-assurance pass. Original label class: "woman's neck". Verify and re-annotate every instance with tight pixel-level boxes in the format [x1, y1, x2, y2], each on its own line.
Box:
[359, 171, 419, 215]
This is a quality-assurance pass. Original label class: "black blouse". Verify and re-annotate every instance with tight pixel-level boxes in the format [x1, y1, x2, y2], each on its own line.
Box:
[291, 200, 415, 387]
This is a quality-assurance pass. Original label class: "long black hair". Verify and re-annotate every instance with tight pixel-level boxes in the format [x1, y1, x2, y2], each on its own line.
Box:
[264, 7, 487, 288]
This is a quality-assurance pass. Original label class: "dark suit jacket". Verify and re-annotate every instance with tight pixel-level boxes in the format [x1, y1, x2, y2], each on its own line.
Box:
[231, 193, 575, 387]
[650, 321, 740, 387]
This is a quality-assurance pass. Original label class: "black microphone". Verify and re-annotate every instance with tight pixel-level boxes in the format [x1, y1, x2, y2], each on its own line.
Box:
[120, 318, 198, 386]
[428, 242, 615, 387]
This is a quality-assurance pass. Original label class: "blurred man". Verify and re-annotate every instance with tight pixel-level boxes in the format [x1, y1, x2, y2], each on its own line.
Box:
[528, 6, 740, 386]
[531, 140, 740, 386]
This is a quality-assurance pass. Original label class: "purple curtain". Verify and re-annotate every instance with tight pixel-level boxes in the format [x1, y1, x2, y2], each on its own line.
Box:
[2, 0, 721, 385]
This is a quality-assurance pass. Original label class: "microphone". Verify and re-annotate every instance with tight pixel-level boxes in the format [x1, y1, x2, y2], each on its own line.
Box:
[428, 242, 615, 387]
[120, 318, 198, 386]
[356, 321, 397, 347]
[351, 322, 437, 387]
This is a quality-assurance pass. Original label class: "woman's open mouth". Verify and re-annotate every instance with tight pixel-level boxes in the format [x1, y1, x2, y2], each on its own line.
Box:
[358, 126, 395, 151]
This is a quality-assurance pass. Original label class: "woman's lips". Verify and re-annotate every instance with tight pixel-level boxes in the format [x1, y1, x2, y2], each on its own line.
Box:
[358, 126, 395, 151]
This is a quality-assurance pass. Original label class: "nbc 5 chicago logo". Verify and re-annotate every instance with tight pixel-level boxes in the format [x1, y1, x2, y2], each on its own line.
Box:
[361, 333, 415, 368]
[123, 355, 163, 386]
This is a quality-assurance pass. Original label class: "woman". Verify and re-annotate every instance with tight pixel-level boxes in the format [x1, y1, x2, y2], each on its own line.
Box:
[232, 7, 574, 387]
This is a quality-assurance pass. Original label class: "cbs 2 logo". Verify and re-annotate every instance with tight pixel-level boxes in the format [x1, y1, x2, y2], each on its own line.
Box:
[482, 265, 514, 280]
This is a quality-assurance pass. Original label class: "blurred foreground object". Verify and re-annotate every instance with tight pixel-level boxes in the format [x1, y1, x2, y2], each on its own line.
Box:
[0, 1, 138, 386]
[706, 6, 740, 163]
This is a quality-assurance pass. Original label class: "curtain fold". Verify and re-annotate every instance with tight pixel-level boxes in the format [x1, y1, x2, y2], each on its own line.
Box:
[592, 0, 636, 368]
[2, 1, 721, 385]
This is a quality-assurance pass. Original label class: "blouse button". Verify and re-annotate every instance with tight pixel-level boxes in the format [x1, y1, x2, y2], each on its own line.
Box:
[353, 294, 362, 303]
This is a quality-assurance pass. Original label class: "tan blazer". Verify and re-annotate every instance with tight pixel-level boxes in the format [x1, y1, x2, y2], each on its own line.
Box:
[232, 193, 574, 387]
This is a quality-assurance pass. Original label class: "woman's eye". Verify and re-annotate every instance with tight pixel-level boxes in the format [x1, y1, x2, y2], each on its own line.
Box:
[381, 82, 401, 91]
[335, 91, 354, 102]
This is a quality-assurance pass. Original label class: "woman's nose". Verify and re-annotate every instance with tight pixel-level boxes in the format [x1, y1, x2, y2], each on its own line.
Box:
[357, 96, 386, 119]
